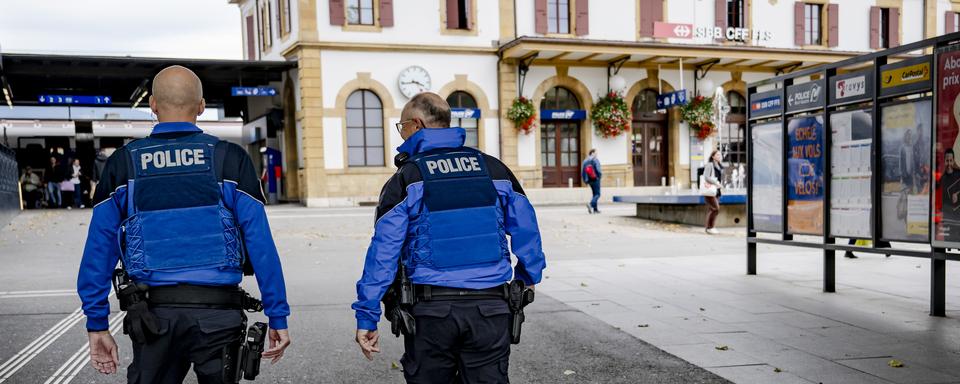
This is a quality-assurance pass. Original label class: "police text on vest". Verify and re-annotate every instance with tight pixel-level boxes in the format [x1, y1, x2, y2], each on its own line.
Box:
[425, 156, 481, 175]
[140, 149, 206, 170]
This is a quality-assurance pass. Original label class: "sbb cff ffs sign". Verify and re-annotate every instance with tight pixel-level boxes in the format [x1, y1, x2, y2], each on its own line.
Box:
[653, 22, 773, 43]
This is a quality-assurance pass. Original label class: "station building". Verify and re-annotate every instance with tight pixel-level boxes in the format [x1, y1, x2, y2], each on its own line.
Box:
[232, 0, 956, 206]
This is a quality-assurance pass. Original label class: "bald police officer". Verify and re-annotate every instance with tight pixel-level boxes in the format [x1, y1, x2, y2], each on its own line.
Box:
[77, 66, 291, 383]
[352, 92, 546, 382]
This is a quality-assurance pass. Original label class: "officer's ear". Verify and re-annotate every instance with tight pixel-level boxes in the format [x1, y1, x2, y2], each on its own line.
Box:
[197, 98, 206, 117]
[148, 96, 158, 115]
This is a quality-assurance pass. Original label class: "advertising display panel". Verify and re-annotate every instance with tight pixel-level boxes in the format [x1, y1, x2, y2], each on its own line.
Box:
[880, 100, 932, 242]
[879, 56, 932, 98]
[934, 47, 960, 246]
[829, 109, 873, 238]
[787, 115, 825, 235]
[751, 121, 783, 233]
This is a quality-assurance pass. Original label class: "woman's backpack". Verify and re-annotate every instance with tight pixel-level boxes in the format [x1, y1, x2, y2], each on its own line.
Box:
[585, 164, 598, 181]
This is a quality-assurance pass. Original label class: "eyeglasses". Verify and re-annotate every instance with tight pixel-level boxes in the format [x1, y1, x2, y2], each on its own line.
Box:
[395, 119, 414, 133]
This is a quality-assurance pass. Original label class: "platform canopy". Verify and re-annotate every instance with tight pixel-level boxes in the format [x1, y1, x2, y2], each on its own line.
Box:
[499, 36, 911, 75]
[0, 53, 295, 118]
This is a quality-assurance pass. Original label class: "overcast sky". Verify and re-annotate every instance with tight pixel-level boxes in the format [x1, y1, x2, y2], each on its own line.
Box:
[0, 1, 242, 59]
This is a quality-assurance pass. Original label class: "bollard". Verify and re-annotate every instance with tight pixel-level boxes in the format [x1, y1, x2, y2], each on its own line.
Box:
[661, 176, 666, 186]
[568, 178, 573, 188]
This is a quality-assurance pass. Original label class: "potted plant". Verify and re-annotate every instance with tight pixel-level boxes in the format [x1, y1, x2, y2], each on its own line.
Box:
[590, 91, 632, 138]
[680, 95, 715, 140]
[507, 97, 537, 135]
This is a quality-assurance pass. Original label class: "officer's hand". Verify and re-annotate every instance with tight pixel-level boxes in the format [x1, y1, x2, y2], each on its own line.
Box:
[355, 329, 380, 360]
[88, 331, 119, 375]
[262, 329, 290, 364]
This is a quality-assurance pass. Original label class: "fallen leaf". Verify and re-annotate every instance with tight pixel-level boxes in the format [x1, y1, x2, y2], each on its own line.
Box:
[391, 362, 400, 370]
[888, 359, 904, 368]
[637, 324, 649, 328]
[715, 345, 729, 351]
[580, 282, 588, 287]
[653, 305, 662, 309]
[699, 308, 705, 311]
[773, 368, 782, 373]
[563, 370, 576, 375]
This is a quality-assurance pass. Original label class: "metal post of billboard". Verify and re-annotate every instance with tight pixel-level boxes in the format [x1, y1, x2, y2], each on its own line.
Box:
[822, 68, 836, 293]
[781, 79, 793, 243]
[871, 56, 885, 253]
[746, 85, 757, 276]
[932, 248, 946, 316]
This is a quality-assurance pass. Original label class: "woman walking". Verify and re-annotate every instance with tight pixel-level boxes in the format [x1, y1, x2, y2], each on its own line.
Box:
[69, 158, 84, 208]
[703, 150, 723, 235]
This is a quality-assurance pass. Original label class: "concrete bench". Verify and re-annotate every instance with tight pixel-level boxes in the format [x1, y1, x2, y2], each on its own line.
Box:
[613, 194, 746, 227]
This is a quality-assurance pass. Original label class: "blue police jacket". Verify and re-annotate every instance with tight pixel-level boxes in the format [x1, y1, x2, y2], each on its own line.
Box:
[77, 122, 290, 331]
[351, 127, 546, 331]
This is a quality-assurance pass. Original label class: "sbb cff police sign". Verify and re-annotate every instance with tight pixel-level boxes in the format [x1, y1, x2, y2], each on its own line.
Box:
[540, 109, 586, 120]
[231, 87, 278, 97]
[748, 89, 782, 120]
[656, 90, 688, 109]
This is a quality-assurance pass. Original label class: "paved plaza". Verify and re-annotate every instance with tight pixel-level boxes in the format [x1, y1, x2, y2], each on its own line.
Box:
[0, 204, 959, 383]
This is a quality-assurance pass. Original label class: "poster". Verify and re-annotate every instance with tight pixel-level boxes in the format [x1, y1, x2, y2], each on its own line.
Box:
[829, 109, 873, 238]
[880, 100, 932, 242]
[935, 48, 960, 246]
[751, 121, 783, 233]
[787, 115, 824, 235]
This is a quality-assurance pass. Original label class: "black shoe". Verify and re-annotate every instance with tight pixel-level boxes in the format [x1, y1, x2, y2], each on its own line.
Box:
[844, 252, 858, 259]
[586, 204, 593, 214]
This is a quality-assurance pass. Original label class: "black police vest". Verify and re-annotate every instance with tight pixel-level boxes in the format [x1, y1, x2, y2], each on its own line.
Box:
[408, 147, 503, 269]
[119, 133, 243, 279]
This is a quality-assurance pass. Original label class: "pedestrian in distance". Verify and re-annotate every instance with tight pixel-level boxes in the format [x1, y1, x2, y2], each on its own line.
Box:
[352, 92, 546, 383]
[69, 158, 84, 208]
[77, 65, 291, 383]
[20, 166, 42, 209]
[702, 149, 723, 235]
[44, 155, 63, 208]
[582, 148, 602, 214]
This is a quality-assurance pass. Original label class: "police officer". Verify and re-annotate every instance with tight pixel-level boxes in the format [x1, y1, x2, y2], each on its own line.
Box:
[352, 92, 546, 382]
[77, 66, 291, 383]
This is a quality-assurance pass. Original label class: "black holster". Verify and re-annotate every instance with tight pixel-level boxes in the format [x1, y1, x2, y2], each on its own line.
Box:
[114, 269, 161, 344]
[507, 280, 535, 344]
[222, 321, 268, 383]
[383, 265, 416, 337]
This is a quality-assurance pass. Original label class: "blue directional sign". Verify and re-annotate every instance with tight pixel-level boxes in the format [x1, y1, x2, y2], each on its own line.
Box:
[450, 108, 480, 119]
[38, 95, 112, 105]
[231, 87, 278, 96]
[540, 109, 587, 120]
[655, 90, 688, 109]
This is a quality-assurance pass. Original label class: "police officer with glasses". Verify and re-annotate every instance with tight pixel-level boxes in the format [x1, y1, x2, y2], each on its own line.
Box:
[352, 92, 546, 382]
[77, 65, 291, 383]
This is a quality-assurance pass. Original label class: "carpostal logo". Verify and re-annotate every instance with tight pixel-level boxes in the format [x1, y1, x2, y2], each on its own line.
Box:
[550, 110, 576, 119]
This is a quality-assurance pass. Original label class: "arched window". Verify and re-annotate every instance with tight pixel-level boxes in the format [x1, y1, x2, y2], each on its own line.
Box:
[346, 90, 384, 167]
[633, 89, 660, 114]
[540, 87, 579, 110]
[540, 87, 581, 181]
[727, 91, 746, 115]
[446, 91, 479, 149]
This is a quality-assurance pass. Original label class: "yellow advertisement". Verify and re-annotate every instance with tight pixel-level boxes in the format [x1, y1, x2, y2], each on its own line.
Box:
[881, 63, 931, 89]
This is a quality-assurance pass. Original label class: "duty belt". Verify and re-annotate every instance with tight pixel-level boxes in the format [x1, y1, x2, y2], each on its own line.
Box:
[148, 284, 263, 312]
[414, 284, 508, 301]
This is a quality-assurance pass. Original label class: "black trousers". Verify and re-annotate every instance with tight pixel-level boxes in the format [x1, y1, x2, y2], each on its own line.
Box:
[127, 307, 245, 384]
[401, 298, 512, 384]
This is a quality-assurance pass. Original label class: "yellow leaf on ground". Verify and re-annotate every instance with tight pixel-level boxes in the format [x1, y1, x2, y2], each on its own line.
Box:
[715, 345, 729, 351]
[888, 360, 904, 368]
